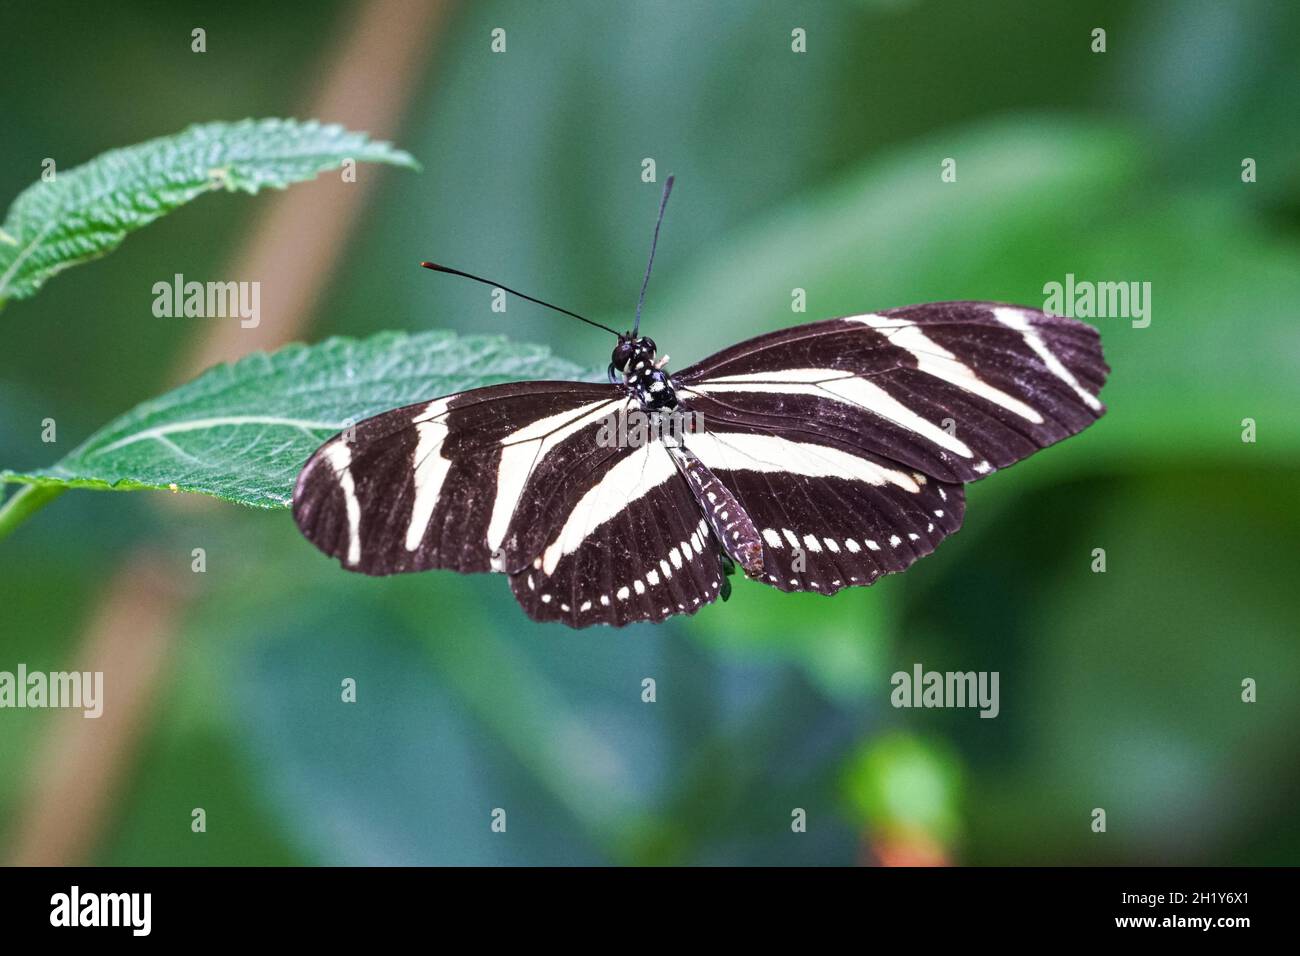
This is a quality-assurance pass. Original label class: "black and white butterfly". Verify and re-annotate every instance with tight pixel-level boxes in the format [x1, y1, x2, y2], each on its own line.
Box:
[293, 178, 1108, 628]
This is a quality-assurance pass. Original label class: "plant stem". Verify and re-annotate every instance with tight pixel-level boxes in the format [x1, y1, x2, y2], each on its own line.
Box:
[0, 483, 65, 543]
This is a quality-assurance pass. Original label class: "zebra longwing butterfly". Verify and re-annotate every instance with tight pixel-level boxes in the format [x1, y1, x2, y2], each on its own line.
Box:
[293, 179, 1108, 628]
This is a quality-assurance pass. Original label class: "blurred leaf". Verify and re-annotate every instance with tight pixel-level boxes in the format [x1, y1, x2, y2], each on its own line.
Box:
[647, 117, 1140, 357]
[155, 514, 865, 865]
[0, 118, 417, 304]
[226, 603, 609, 865]
[180, 561, 671, 864]
[950, 470, 1300, 864]
[689, 575, 898, 704]
[0, 330, 592, 516]
[842, 731, 963, 862]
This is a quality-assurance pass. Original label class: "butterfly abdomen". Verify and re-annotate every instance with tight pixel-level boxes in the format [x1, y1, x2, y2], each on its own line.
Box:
[667, 443, 764, 577]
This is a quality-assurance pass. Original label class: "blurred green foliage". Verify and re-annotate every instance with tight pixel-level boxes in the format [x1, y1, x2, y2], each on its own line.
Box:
[1, 0, 1297, 865]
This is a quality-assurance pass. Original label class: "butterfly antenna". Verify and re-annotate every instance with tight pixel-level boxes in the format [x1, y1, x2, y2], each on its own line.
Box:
[633, 174, 674, 337]
[420, 261, 619, 336]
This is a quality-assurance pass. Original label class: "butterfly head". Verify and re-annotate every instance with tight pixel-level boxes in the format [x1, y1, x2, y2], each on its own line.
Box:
[612, 334, 657, 375]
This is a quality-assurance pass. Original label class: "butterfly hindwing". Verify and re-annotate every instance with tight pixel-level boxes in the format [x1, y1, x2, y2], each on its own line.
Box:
[509, 440, 727, 627]
[671, 426, 965, 594]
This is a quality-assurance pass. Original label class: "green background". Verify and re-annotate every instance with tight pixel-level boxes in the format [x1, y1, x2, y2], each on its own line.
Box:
[1, 0, 1297, 865]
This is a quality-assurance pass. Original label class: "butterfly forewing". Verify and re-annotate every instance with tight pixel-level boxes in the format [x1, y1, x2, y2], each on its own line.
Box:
[293, 381, 625, 576]
[677, 302, 1107, 484]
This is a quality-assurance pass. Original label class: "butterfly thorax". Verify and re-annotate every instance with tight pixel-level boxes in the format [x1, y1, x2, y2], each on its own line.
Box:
[628, 359, 678, 410]
[612, 334, 678, 411]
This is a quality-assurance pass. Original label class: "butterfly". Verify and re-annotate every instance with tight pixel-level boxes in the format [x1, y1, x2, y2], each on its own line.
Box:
[292, 177, 1108, 627]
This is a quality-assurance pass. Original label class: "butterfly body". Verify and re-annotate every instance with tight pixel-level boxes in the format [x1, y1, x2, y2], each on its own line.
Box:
[617, 335, 769, 580]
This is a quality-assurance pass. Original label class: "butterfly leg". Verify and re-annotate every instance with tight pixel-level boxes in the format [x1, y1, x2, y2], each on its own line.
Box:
[719, 552, 736, 602]
[666, 442, 764, 577]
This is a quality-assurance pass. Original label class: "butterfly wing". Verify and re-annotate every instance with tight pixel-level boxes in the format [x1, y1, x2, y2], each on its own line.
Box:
[676, 302, 1108, 484]
[509, 438, 727, 627]
[294, 302, 1108, 621]
[670, 302, 1106, 593]
[673, 425, 965, 594]
[293, 382, 728, 626]
[293, 381, 627, 575]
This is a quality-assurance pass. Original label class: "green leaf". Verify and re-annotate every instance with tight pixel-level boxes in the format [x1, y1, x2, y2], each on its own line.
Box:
[1, 330, 593, 521]
[0, 118, 417, 303]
